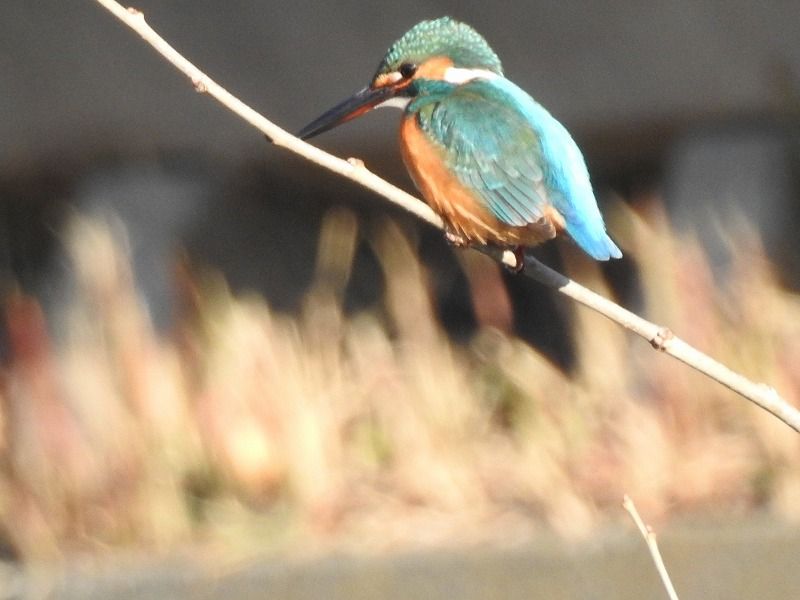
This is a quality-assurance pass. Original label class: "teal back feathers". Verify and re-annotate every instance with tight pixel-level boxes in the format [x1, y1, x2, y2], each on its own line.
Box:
[486, 78, 622, 260]
[405, 76, 621, 260]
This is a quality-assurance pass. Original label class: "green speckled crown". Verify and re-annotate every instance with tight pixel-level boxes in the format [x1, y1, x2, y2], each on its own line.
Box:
[376, 18, 503, 77]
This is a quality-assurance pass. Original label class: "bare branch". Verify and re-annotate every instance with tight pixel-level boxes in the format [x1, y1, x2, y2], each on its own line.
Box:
[623, 495, 680, 600]
[92, 0, 800, 433]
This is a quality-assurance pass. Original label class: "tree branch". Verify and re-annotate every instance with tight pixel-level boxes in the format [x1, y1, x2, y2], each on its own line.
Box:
[623, 495, 680, 600]
[92, 0, 800, 433]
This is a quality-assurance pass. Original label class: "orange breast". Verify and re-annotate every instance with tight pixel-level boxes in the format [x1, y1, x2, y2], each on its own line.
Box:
[399, 115, 559, 247]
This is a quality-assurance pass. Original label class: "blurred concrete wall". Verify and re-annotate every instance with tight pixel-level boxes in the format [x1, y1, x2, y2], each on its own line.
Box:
[2, 1, 799, 165]
[1, 1, 799, 348]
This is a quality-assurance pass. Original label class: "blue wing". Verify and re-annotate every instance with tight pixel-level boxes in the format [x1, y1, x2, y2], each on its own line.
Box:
[415, 78, 621, 260]
[416, 81, 550, 228]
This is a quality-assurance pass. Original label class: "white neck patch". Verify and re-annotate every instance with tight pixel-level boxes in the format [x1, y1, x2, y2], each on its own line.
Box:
[443, 67, 499, 84]
[373, 67, 498, 110]
[376, 96, 411, 110]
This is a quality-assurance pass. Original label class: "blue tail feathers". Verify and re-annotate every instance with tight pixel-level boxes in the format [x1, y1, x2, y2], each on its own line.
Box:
[565, 222, 622, 261]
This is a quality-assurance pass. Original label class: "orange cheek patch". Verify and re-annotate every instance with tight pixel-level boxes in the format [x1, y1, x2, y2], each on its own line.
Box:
[415, 56, 455, 80]
[373, 72, 401, 88]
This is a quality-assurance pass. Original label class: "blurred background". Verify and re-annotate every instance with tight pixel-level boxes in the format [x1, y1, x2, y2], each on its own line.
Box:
[1, 1, 800, 597]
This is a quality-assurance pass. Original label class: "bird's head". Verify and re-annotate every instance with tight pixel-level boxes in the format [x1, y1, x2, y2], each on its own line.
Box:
[298, 17, 503, 139]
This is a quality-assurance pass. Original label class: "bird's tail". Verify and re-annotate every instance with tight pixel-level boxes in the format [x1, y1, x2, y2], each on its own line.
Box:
[566, 221, 622, 261]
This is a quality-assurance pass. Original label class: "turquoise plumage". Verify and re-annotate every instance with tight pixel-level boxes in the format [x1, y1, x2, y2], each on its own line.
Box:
[411, 80, 548, 227]
[490, 78, 621, 260]
[299, 17, 622, 262]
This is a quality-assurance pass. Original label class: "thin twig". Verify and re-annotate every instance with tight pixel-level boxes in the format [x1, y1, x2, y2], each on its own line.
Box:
[92, 0, 800, 433]
[623, 495, 680, 600]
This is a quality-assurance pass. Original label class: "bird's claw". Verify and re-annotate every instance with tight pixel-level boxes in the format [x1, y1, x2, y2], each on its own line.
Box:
[502, 247, 525, 274]
[444, 230, 469, 247]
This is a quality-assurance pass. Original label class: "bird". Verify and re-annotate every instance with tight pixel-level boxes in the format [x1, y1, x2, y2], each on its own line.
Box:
[298, 17, 622, 266]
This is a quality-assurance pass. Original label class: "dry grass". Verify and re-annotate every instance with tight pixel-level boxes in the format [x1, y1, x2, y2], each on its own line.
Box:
[1, 200, 798, 562]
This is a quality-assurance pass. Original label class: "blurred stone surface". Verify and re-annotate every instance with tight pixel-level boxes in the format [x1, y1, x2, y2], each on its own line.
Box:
[3, 519, 800, 600]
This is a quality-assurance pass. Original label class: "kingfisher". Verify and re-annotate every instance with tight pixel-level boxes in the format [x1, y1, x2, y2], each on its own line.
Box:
[299, 17, 621, 264]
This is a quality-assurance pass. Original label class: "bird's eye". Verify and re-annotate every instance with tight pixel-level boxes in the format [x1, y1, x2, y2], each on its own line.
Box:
[399, 63, 417, 79]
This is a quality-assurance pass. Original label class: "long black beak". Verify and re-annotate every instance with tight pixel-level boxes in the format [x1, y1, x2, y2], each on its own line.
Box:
[298, 85, 398, 140]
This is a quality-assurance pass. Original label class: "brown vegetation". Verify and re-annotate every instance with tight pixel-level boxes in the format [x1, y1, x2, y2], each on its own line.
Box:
[1, 201, 798, 561]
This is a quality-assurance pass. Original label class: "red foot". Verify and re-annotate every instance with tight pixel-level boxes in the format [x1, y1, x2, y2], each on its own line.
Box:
[444, 230, 469, 247]
[504, 246, 525, 274]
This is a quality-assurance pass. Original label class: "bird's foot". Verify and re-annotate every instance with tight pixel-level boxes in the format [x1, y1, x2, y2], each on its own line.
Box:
[502, 246, 526, 274]
[444, 230, 470, 248]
